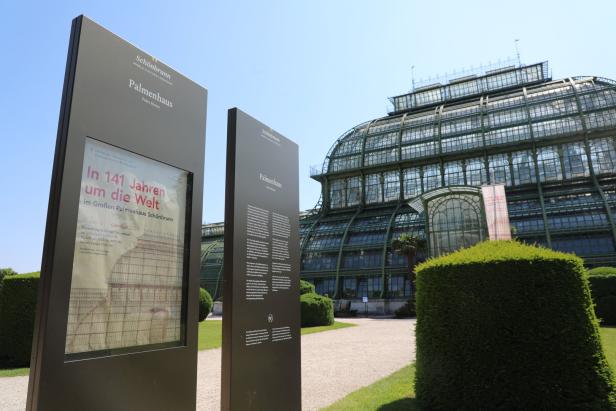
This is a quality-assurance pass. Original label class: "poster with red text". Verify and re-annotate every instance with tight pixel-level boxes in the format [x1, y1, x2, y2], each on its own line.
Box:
[65, 137, 188, 355]
[481, 184, 512, 241]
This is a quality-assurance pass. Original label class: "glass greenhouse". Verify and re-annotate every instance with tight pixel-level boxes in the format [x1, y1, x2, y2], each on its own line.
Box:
[201, 62, 616, 309]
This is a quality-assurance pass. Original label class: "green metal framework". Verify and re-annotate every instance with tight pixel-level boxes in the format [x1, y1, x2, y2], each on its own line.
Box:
[200, 223, 224, 299]
[200, 62, 616, 300]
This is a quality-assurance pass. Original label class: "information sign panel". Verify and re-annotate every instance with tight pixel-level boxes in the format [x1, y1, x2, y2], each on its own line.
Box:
[222, 108, 301, 411]
[27, 16, 206, 411]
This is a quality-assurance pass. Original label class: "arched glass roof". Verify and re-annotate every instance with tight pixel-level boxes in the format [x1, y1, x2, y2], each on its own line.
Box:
[311, 75, 616, 179]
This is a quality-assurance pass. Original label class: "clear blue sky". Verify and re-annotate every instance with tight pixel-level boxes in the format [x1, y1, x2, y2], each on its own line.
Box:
[2, 0, 616, 273]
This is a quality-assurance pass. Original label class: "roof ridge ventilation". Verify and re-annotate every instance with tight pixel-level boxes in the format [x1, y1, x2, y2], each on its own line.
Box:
[413, 83, 442, 92]
[485, 65, 516, 75]
[449, 74, 477, 84]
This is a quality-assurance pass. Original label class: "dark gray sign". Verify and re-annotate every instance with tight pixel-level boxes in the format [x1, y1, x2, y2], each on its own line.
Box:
[27, 16, 207, 410]
[222, 108, 301, 410]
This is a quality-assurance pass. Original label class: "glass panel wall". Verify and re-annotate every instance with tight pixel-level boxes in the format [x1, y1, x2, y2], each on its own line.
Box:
[466, 157, 487, 186]
[589, 138, 616, 175]
[365, 148, 398, 166]
[485, 125, 530, 146]
[330, 179, 345, 209]
[342, 250, 382, 268]
[562, 142, 590, 178]
[342, 278, 357, 298]
[334, 137, 363, 156]
[388, 276, 411, 297]
[423, 164, 442, 191]
[367, 277, 382, 298]
[383, 171, 400, 202]
[488, 154, 512, 185]
[511, 150, 536, 185]
[302, 252, 337, 271]
[486, 107, 527, 128]
[548, 211, 608, 231]
[551, 234, 615, 256]
[444, 161, 464, 186]
[441, 133, 482, 153]
[346, 176, 362, 206]
[305, 235, 342, 250]
[537, 146, 562, 182]
[365, 173, 382, 204]
[365, 132, 398, 150]
[586, 109, 616, 130]
[330, 155, 361, 172]
[403, 168, 422, 199]
[532, 116, 583, 139]
[528, 97, 578, 120]
[401, 125, 434, 143]
[401, 141, 437, 160]
[314, 278, 336, 297]
[347, 231, 386, 246]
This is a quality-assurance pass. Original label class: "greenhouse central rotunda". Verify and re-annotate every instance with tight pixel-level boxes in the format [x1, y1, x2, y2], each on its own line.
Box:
[201, 61, 616, 312]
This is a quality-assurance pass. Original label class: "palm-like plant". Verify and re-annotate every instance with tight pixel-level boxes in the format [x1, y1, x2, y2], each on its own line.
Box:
[391, 234, 425, 296]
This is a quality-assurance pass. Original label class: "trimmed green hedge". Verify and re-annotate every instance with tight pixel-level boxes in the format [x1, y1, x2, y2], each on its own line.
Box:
[415, 241, 616, 410]
[589, 266, 616, 277]
[588, 267, 616, 326]
[0, 272, 39, 367]
[0, 267, 17, 282]
[300, 292, 334, 327]
[300, 280, 315, 295]
[394, 298, 416, 318]
[0, 267, 17, 293]
[198, 288, 213, 322]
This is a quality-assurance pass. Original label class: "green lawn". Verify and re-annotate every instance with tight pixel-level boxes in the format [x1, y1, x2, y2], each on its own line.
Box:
[324, 365, 417, 411]
[198, 319, 224, 350]
[324, 326, 616, 411]
[198, 319, 355, 350]
[0, 320, 354, 378]
[0, 367, 29, 378]
[298, 321, 355, 336]
[602, 326, 616, 371]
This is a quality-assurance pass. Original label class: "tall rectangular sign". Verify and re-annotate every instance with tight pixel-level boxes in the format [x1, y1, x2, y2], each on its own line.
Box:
[222, 108, 301, 410]
[482, 184, 512, 240]
[27, 16, 207, 411]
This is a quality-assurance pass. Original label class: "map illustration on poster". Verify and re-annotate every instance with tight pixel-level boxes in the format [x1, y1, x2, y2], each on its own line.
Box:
[66, 138, 189, 355]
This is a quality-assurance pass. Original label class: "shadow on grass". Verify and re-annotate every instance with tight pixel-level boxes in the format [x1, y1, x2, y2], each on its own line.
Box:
[377, 398, 420, 411]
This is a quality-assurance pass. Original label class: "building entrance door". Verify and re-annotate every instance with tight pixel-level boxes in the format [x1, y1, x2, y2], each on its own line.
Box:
[427, 193, 487, 256]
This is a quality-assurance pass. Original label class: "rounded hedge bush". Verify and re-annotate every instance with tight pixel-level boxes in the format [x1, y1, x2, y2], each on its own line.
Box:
[0, 272, 39, 366]
[0, 267, 17, 282]
[588, 267, 616, 325]
[300, 292, 333, 327]
[198, 288, 213, 322]
[299, 280, 315, 295]
[597, 295, 616, 325]
[415, 241, 616, 410]
[394, 298, 416, 318]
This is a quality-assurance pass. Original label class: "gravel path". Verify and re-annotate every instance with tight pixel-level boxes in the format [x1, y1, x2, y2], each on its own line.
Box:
[0, 318, 415, 410]
[299, 318, 415, 410]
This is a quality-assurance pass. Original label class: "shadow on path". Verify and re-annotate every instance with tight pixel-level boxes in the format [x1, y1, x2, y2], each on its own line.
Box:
[377, 398, 419, 410]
